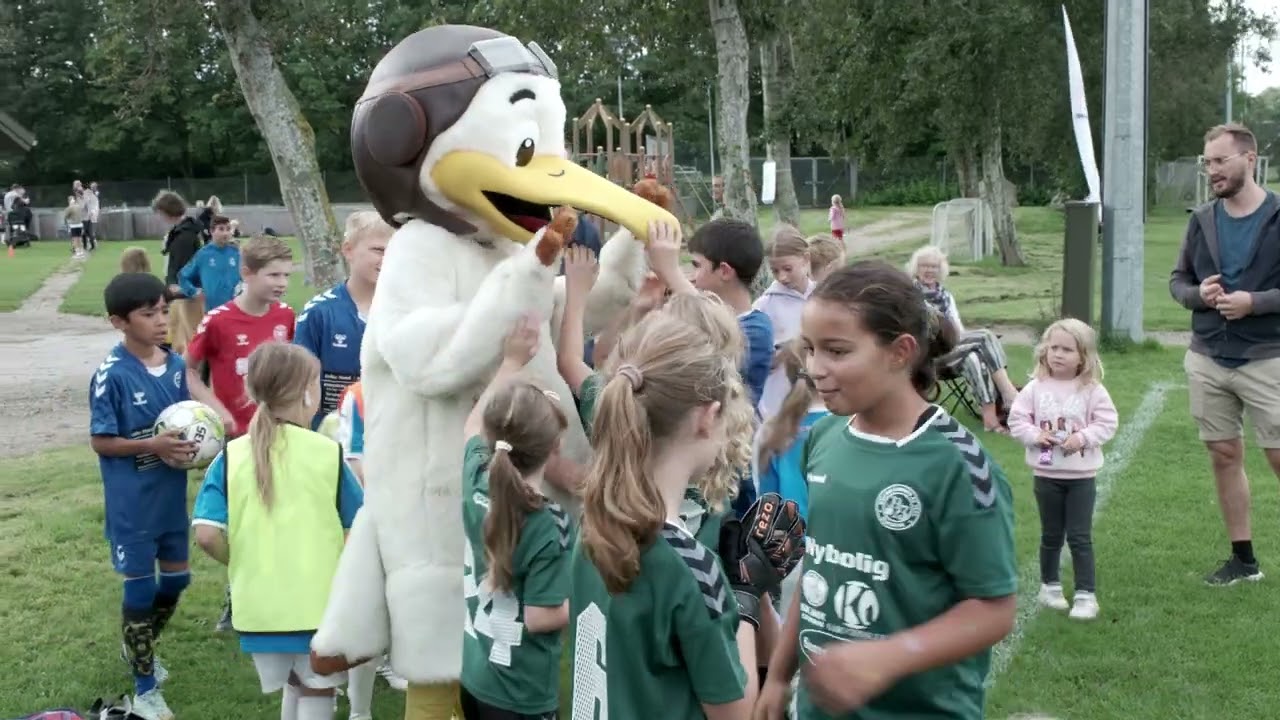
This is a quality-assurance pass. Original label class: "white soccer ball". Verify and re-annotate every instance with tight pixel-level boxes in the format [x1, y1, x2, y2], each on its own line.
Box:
[153, 400, 226, 470]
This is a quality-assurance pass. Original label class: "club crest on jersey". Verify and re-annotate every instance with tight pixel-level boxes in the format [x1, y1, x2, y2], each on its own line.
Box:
[801, 569, 829, 608]
[333, 334, 348, 348]
[173, 370, 182, 388]
[273, 324, 288, 341]
[875, 483, 922, 531]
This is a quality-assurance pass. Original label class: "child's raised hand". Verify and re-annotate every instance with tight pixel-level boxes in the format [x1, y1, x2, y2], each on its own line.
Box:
[151, 429, 200, 468]
[501, 313, 541, 368]
[563, 245, 599, 298]
[644, 220, 684, 284]
[630, 272, 668, 314]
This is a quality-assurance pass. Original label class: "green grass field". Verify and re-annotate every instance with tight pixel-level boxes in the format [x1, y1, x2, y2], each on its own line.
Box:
[6, 205, 1195, 333]
[55, 237, 319, 316]
[0, 241, 75, 311]
[3, 345, 1278, 718]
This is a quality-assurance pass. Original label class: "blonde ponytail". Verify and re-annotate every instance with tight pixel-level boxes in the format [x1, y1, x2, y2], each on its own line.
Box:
[248, 411, 280, 508]
[242, 342, 319, 511]
[581, 314, 734, 593]
[480, 381, 567, 592]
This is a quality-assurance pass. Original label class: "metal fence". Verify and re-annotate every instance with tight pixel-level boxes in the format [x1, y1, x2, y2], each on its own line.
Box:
[19, 156, 947, 211]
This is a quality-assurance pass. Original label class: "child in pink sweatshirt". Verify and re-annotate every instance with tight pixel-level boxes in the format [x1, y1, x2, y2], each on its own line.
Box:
[1008, 318, 1118, 622]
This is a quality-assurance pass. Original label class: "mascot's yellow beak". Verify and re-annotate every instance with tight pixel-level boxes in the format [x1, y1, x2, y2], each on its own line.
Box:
[432, 152, 678, 244]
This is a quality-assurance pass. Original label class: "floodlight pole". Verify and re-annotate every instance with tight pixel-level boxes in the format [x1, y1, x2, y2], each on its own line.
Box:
[1100, 0, 1148, 342]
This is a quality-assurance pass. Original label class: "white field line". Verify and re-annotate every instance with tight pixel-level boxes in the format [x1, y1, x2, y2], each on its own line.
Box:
[986, 381, 1175, 687]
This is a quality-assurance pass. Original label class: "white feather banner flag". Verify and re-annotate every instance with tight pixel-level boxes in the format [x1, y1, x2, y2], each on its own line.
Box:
[1064, 5, 1101, 206]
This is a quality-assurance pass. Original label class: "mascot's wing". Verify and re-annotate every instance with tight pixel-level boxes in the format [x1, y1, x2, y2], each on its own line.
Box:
[311, 509, 390, 667]
[579, 177, 676, 337]
[375, 217, 570, 398]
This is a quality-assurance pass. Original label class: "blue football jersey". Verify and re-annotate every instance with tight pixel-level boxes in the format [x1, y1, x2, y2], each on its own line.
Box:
[294, 282, 365, 428]
[89, 343, 191, 543]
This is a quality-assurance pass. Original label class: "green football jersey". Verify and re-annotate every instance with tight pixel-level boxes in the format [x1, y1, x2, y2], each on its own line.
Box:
[459, 436, 573, 715]
[793, 409, 1017, 720]
[569, 521, 747, 720]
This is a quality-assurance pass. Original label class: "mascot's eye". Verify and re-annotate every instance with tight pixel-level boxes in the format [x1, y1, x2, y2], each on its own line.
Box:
[516, 138, 535, 167]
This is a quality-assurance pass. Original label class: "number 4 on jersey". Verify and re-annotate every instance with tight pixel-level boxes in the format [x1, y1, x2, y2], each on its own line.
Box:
[463, 537, 524, 666]
[572, 602, 608, 720]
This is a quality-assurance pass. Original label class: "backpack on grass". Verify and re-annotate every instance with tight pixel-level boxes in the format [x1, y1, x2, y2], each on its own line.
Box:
[15, 695, 146, 720]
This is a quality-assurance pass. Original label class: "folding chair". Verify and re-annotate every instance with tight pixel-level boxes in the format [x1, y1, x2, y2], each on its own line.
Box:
[930, 360, 981, 419]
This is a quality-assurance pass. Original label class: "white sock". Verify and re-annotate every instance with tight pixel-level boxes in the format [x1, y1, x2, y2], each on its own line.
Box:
[296, 694, 336, 720]
[281, 684, 301, 720]
[347, 661, 376, 718]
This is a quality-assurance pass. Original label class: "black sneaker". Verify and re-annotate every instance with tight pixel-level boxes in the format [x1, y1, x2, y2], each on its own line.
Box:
[1205, 556, 1264, 586]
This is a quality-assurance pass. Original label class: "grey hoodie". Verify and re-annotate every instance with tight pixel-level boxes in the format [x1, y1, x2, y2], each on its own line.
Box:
[1169, 199, 1280, 361]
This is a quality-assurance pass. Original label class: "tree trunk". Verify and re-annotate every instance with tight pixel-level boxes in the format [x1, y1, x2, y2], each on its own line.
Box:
[210, 0, 344, 288]
[709, 0, 756, 226]
[954, 145, 980, 198]
[760, 34, 800, 228]
[709, 0, 769, 294]
[978, 130, 1026, 266]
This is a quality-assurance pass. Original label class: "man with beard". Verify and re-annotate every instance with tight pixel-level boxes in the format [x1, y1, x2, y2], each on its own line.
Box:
[1171, 123, 1280, 586]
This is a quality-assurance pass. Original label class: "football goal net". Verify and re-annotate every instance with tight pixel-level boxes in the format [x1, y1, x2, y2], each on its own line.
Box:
[930, 198, 995, 261]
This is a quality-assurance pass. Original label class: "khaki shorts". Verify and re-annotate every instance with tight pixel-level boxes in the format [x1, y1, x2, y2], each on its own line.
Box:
[167, 296, 205, 354]
[1184, 350, 1280, 448]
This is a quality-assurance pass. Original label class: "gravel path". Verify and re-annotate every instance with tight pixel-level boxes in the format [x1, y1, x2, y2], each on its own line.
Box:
[0, 262, 117, 458]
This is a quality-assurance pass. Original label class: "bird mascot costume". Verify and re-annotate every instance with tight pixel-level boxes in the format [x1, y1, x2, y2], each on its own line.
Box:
[309, 25, 678, 720]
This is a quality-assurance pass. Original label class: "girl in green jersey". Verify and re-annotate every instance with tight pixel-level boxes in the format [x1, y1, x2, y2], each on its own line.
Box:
[757, 260, 1018, 720]
[571, 313, 781, 720]
[459, 315, 572, 720]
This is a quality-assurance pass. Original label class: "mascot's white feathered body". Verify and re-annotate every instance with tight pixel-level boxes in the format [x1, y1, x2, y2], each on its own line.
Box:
[310, 25, 677, 715]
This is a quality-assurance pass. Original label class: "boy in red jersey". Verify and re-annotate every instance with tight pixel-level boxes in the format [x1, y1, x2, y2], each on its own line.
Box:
[185, 233, 296, 633]
[186, 233, 296, 437]
[185, 233, 296, 438]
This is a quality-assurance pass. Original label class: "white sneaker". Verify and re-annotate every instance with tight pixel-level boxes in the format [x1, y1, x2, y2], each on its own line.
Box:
[1069, 591, 1099, 620]
[131, 688, 175, 720]
[377, 660, 408, 691]
[1037, 583, 1069, 611]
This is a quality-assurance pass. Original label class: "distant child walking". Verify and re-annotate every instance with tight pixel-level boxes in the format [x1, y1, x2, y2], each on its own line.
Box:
[1008, 318, 1117, 621]
[828, 194, 846, 240]
[65, 194, 86, 259]
[459, 315, 572, 720]
[91, 272, 200, 720]
[192, 342, 364, 720]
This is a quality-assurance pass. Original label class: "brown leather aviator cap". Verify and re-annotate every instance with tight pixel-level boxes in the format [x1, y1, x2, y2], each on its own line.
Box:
[351, 25, 558, 232]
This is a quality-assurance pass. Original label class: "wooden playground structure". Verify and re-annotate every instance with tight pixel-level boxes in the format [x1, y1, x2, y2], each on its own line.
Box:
[570, 99, 691, 225]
